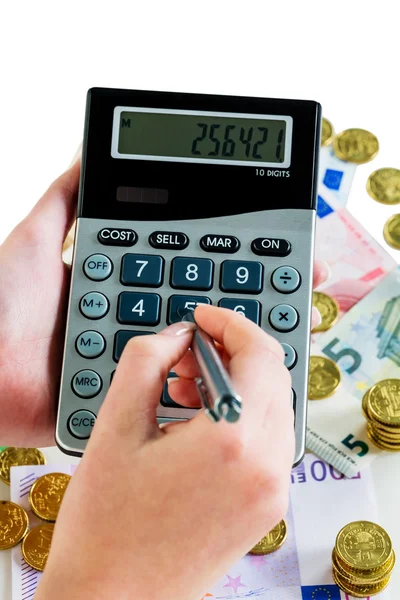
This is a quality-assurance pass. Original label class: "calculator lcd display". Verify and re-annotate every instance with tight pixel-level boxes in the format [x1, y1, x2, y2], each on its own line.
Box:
[112, 108, 292, 167]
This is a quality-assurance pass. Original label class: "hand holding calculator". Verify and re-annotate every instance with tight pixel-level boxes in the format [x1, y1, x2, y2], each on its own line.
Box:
[55, 87, 321, 465]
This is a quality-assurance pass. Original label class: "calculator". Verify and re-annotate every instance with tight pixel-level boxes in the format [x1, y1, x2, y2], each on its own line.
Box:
[56, 87, 321, 466]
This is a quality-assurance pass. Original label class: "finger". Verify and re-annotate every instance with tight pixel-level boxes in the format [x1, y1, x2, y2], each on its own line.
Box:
[23, 149, 81, 249]
[187, 305, 289, 427]
[194, 304, 285, 363]
[172, 349, 199, 380]
[96, 321, 195, 444]
[167, 378, 202, 408]
[311, 306, 322, 329]
[313, 259, 330, 288]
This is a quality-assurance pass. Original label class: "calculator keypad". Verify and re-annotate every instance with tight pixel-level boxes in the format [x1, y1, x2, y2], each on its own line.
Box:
[121, 253, 164, 287]
[218, 298, 261, 324]
[220, 260, 263, 294]
[59, 211, 314, 467]
[170, 257, 214, 290]
[117, 292, 161, 325]
[168, 295, 211, 324]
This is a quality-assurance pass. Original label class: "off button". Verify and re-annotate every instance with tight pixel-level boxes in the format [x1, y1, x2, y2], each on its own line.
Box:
[83, 254, 113, 281]
[68, 410, 97, 439]
[71, 369, 102, 398]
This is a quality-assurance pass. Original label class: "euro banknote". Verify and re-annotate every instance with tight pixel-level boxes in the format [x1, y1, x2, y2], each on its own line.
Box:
[314, 189, 396, 316]
[307, 266, 400, 476]
[318, 145, 357, 207]
[9, 456, 390, 600]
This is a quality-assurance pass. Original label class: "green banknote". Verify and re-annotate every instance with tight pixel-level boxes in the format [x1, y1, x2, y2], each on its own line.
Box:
[316, 265, 400, 400]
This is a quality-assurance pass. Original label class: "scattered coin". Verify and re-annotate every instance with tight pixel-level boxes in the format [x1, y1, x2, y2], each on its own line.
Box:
[0, 448, 46, 486]
[321, 118, 334, 146]
[29, 473, 71, 522]
[248, 519, 287, 555]
[21, 523, 54, 571]
[308, 356, 341, 400]
[366, 168, 400, 205]
[333, 128, 379, 164]
[312, 291, 339, 332]
[0, 501, 29, 550]
[383, 214, 400, 250]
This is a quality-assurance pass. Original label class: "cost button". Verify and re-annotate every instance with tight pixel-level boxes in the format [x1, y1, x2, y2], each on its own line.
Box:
[67, 410, 97, 439]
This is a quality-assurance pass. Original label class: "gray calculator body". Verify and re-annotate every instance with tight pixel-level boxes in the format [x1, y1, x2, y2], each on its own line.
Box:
[56, 87, 321, 466]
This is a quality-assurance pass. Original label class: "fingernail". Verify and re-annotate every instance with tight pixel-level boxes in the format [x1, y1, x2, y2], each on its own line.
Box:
[69, 143, 82, 167]
[159, 321, 196, 337]
[321, 260, 332, 281]
[312, 306, 322, 327]
[167, 377, 179, 386]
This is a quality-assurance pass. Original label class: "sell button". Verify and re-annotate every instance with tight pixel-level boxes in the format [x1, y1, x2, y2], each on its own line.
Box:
[149, 231, 189, 250]
[251, 238, 291, 257]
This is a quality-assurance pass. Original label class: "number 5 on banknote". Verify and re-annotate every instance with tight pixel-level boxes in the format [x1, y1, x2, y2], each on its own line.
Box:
[322, 339, 362, 375]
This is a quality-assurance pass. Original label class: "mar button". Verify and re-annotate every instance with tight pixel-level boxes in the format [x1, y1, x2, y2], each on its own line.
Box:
[200, 234, 240, 254]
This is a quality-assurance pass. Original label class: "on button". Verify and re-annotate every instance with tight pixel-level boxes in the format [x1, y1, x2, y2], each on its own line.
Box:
[251, 238, 291, 257]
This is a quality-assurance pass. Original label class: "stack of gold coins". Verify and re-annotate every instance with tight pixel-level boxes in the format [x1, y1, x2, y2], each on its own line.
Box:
[248, 520, 287, 555]
[332, 521, 395, 597]
[362, 380, 400, 451]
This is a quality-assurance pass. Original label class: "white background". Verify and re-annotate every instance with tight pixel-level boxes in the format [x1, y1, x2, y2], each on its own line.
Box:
[0, 0, 399, 596]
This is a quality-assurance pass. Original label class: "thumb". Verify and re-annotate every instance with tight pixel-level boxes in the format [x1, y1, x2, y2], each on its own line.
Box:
[23, 145, 81, 249]
[95, 321, 196, 445]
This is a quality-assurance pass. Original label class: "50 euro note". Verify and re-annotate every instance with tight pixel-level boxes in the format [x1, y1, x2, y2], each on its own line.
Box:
[307, 266, 400, 477]
[314, 188, 396, 321]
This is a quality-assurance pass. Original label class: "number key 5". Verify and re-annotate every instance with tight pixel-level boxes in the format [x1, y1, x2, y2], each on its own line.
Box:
[121, 254, 164, 287]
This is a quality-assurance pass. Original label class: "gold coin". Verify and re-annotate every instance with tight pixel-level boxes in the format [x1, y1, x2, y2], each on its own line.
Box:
[308, 356, 341, 400]
[21, 523, 54, 571]
[0, 448, 46, 486]
[332, 568, 390, 597]
[332, 548, 395, 582]
[248, 519, 287, 555]
[321, 118, 334, 146]
[312, 292, 339, 333]
[335, 521, 393, 572]
[368, 422, 400, 441]
[367, 425, 400, 451]
[362, 390, 371, 420]
[367, 168, 400, 205]
[0, 501, 29, 550]
[333, 128, 379, 164]
[29, 473, 71, 522]
[367, 379, 400, 426]
[383, 214, 400, 250]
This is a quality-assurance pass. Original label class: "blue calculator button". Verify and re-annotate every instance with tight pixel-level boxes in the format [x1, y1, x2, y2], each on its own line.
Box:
[271, 266, 301, 294]
[218, 298, 261, 324]
[269, 304, 299, 332]
[170, 257, 214, 291]
[168, 295, 211, 324]
[220, 260, 263, 294]
[68, 410, 97, 440]
[120, 254, 164, 287]
[113, 330, 155, 362]
[281, 343, 297, 370]
[117, 292, 161, 326]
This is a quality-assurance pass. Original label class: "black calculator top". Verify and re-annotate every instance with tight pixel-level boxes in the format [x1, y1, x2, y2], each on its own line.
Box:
[78, 87, 321, 221]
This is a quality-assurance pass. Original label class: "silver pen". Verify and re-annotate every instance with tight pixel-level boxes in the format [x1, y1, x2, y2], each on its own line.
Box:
[182, 310, 242, 423]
